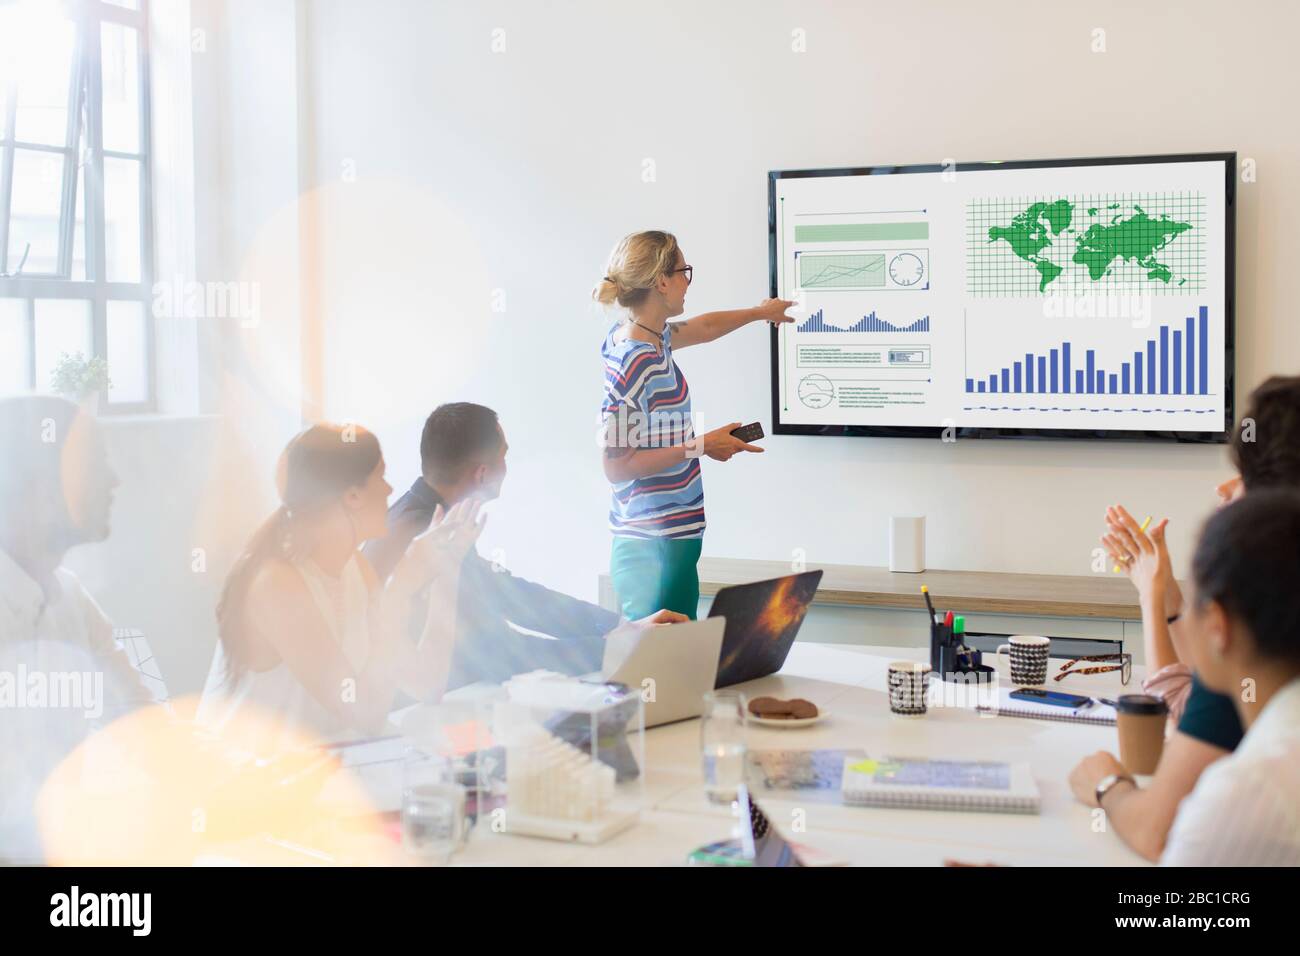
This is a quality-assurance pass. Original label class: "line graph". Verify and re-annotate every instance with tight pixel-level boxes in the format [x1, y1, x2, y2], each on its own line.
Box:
[799, 253, 885, 289]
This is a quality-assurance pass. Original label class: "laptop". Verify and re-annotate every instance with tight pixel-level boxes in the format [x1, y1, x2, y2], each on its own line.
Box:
[708, 570, 824, 688]
[597, 618, 727, 728]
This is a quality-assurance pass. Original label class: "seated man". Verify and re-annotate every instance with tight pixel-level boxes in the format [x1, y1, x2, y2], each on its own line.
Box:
[1160, 490, 1300, 865]
[365, 403, 678, 687]
[0, 395, 153, 860]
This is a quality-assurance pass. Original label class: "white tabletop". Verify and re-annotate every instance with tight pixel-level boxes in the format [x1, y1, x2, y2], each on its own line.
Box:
[331, 640, 1149, 867]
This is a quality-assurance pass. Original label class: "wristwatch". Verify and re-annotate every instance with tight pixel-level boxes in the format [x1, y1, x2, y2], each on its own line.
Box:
[1095, 772, 1136, 807]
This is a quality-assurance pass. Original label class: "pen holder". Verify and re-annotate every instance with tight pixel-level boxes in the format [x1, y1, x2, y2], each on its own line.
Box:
[929, 620, 996, 685]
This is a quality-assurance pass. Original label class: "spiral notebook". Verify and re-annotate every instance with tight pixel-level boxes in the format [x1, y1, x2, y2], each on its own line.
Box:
[976, 689, 1117, 726]
[840, 756, 1040, 814]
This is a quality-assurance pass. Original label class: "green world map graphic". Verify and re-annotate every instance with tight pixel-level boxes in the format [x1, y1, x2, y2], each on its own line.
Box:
[967, 195, 1205, 296]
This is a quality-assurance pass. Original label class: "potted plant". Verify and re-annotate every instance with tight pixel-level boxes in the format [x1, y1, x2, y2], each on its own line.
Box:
[50, 351, 111, 411]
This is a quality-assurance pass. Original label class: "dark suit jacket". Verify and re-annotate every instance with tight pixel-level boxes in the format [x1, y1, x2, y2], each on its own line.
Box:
[363, 479, 617, 688]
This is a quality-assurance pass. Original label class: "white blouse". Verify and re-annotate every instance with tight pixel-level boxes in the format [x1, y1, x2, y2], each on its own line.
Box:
[197, 555, 378, 757]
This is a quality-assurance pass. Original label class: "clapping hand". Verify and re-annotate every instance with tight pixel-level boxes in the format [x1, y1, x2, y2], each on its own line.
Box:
[405, 498, 486, 584]
[1101, 504, 1181, 616]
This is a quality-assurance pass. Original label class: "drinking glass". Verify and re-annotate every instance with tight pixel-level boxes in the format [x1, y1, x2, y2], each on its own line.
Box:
[700, 691, 748, 805]
[400, 750, 467, 864]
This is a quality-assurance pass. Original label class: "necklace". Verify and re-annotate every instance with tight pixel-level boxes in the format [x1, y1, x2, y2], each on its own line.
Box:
[629, 318, 664, 340]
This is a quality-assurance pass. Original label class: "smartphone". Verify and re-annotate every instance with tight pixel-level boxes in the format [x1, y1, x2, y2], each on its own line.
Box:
[1010, 688, 1092, 709]
[730, 422, 765, 443]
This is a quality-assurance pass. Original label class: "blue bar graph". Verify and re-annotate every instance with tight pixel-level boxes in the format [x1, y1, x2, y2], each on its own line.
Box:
[964, 308, 1213, 398]
[797, 309, 930, 333]
[1199, 306, 1208, 394]
[1160, 327, 1169, 395]
[1173, 330, 1182, 394]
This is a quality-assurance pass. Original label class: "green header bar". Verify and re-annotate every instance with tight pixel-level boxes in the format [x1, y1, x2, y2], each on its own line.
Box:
[795, 222, 930, 242]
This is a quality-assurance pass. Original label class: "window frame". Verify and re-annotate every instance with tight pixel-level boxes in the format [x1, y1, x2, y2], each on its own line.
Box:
[0, 0, 156, 413]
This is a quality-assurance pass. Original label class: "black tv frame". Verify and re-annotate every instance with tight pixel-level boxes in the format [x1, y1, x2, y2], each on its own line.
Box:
[767, 152, 1236, 443]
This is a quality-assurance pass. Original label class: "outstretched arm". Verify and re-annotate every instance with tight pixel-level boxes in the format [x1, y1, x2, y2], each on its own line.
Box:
[668, 298, 794, 348]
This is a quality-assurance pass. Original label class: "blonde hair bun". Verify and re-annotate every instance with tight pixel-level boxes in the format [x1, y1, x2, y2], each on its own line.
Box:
[593, 230, 679, 308]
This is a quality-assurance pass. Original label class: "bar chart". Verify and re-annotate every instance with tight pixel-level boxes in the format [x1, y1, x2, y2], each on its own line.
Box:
[797, 309, 931, 334]
[964, 306, 1210, 396]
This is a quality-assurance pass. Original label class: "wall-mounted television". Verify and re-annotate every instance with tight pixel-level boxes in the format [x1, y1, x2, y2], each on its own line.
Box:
[768, 152, 1235, 442]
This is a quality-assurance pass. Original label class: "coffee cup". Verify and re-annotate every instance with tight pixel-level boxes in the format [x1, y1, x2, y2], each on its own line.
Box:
[1116, 693, 1168, 774]
[887, 660, 931, 716]
[995, 635, 1050, 685]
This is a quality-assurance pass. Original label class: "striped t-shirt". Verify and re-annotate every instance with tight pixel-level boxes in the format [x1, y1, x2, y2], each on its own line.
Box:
[600, 321, 705, 539]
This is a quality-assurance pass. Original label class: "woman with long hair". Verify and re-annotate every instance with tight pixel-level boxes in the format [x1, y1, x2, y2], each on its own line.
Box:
[595, 230, 792, 619]
[198, 423, 482, 753]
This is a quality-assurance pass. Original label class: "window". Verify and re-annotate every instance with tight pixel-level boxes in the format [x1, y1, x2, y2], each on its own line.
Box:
[0, 0, 154, 410]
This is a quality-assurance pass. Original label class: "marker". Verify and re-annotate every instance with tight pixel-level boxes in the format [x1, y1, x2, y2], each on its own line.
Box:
[944, 610, 954, 627]
[1113, 515, 1153, 573]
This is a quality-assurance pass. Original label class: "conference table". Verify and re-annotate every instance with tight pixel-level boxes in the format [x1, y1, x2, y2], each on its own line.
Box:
[328, 639, 1148, 867]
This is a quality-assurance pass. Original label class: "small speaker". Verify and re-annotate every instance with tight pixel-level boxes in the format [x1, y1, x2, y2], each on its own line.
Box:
[889, 515, 926, 573]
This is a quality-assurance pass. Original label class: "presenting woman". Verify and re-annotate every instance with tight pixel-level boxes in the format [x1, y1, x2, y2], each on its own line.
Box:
[595, 230, 792, 619]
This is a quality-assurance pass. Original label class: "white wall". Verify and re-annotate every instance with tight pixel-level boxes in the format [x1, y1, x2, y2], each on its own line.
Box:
[63, 0, 1300, 695]
[296, 0, 1298, 603]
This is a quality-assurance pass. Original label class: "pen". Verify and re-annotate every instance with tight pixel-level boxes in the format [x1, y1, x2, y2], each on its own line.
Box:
[922, 584, 936, 622]
[1113, 515, 1152, 573]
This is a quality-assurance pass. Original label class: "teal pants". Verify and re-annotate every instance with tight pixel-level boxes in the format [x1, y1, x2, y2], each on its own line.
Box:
[609, 536, 703, 621]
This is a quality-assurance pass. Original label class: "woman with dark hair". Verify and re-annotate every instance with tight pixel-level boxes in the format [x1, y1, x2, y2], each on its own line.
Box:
[1161, 489, 1300, 865]
[198, 423, 481, 754]
[1070, 374, 1300, 861]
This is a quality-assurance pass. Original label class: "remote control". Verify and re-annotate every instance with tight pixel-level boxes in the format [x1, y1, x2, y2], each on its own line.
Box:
[730, 422, 765, 443]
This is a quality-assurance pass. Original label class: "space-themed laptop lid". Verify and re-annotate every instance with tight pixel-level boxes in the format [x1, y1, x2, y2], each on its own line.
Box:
[709, 570, 823, 688]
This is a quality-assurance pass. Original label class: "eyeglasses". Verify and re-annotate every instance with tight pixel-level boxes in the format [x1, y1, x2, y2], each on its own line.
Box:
[1055, 653, 1132, 686]
[669, 265, 693, 285]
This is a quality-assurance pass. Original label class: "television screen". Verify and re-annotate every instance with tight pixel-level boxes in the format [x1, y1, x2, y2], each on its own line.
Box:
[768, 153, 1235, 442]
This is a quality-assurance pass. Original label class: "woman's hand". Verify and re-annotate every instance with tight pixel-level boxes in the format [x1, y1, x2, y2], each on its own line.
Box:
[400, 498, 486, 586]
[755, 298, 796, 325]
[701, 422, 764, 462]
[1101, 504, 1181, 616]
[1068, 751, 1130, 806]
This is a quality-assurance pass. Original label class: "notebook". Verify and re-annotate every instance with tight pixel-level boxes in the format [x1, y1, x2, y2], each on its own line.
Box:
[976, 689, 1117, 726]
[840, 756, 1041, 814]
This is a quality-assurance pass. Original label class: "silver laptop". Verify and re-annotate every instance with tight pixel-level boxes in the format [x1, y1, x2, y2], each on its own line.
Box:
[595, 618, 727, 728]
